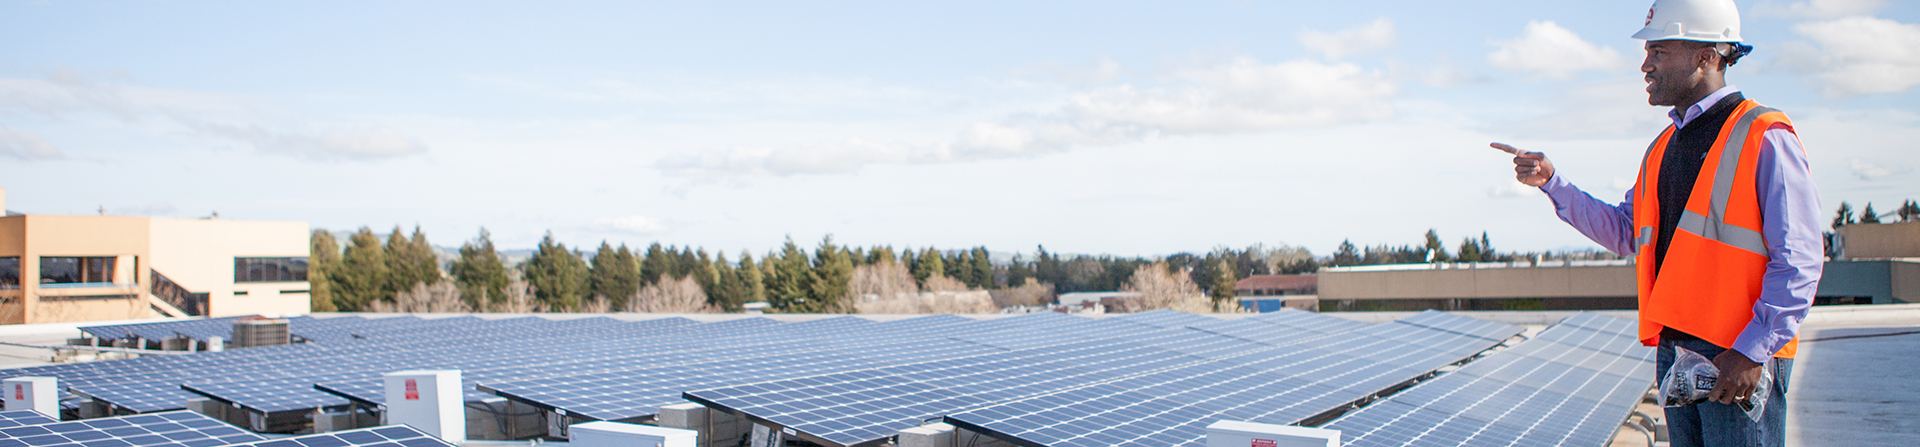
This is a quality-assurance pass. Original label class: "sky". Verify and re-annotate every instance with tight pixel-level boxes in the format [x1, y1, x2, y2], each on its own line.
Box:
[3, 0, 1917, 259]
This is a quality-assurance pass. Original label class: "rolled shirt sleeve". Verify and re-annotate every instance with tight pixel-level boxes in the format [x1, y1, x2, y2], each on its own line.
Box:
[1731, 125, 1823, 363]
[1540, 174, 1639, 256]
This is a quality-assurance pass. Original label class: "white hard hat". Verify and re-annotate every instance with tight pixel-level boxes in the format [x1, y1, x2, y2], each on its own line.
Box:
[1632, 0, 1742, 42]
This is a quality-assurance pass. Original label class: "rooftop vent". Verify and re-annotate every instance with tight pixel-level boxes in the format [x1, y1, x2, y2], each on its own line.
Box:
[232, 316, 291, 348]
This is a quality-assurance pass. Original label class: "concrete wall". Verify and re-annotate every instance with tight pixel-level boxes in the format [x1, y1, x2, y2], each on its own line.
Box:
[1838, 221, 1920, 259]
[149, 218, 310, 317]
[1319, 264, 1636, 300]
[0, 213, 309, 324]
[0, 215, 154, 324]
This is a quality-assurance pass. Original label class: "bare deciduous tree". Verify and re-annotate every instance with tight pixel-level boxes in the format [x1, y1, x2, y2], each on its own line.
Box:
[579, 295, 613, 313]
[920, 274, 969, 293]
[851, 262, 919, 300]
[626, 276, 720, 313]
[369, 281, 473, 313]
[856, 290, 995, 314]
[1118, 263, 1218, 313]
[488, 270, 545, 313]
[990, 278, 1055, 308]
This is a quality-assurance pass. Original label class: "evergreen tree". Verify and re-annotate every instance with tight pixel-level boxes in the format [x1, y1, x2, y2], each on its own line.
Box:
[640, 243, 673, 285]
[766, 238, 811, 311]
[867, 246, 897, 265]
[943, 249, 967, 283]
[589, 242, 642, 309]
[309, 230, 340, 312]
[1331, 240, 1361, 267]
[1457, 237, 1483, 264]
[450, 228, 510, 306]
[971, 247, 994, 288]
[1478, 232, 1498, 262]
[1206, 258, 1237, 305]
[807, 235, 854, 313]
[1861, 203, 1882, 224]
[522, 232, 589, 311]
[1900, 200, 1920, 222]
[912, 247, 944, 286]
[1005, 254, 1033, 287]
[1035, 246, 1065, 287]
[738, 250, 767, 304]
[1424, 229, 1452, 263]
[707, 253, 744, 311]
[384, 226, 441, 297]
[335, 227, 391, 311]
[1833, 202, 1855, 229]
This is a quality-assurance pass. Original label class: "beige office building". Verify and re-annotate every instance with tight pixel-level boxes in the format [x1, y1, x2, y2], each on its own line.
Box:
[0, 189, 311, 324]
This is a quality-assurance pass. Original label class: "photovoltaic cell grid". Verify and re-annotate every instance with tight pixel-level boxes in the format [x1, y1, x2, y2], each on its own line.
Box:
[940, 313, 1520, 447]
[17, 315, 716, 415]
[0, 412, 55, 429]
[692, 310, 1517, 447]
[0, 410, 263, 447]
[212, 425, 452, 447]
[475, 314, 1069, 420]
[1325, 313, 1656, 447]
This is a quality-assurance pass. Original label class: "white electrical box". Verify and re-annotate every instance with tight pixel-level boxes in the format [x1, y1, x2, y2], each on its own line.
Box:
[4, 376, 57, 417]
[1206, 420, 1339, 447]
[383, 370, 465, 444]
[569, 421, 698, 447]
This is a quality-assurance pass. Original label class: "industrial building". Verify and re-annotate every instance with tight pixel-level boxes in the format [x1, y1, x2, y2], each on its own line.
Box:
[0, 189, 312, 324]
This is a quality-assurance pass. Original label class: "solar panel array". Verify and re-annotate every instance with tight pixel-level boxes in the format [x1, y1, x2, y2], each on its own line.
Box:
[924, 311, 1522, 447]
[0, 411, 264, 447]
[0, 411, 56, 429]
[211, 425, 454, 447]
[0, 410, 442, 447]
[1324, 313, 1655, 447]
[678, 310, 1519, 446]
[6, 310, 1644, 447]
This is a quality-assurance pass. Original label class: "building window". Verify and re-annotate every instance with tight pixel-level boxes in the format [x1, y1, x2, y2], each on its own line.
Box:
[234, 257, 308, 283]
[0, 257, 18, 289]
[40, 257, 116, 285]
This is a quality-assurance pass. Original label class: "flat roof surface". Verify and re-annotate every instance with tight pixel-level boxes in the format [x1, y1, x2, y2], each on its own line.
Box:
[2, 305, 1914, 446]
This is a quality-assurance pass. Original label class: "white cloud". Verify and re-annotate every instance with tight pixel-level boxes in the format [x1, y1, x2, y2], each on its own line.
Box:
[591, 216, 670, 235]
[1850, 158, 1898, 180]
[0, 69, 425, 160]
[1010, 58, 1130, 85]
[1754, 0, 1887, 19]
[1300, 17, 1396, 59]
[657, 57, 1396, 178]
[1774, 17, 1920, 98]
[0, 127, 62, 160]
[1494, 79, 1670, 139]
[1487, 21, 1627, 80]
[1487, 182, 1544, 198]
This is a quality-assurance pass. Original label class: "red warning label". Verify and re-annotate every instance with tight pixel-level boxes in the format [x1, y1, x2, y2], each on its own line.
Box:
[12, 384, 21, 400]
[404, 379, 419, 400]
[1252, 439, 1277, 447]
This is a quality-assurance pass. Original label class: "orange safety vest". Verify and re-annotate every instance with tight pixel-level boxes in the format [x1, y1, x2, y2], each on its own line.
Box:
[1632, 99, 1800, 359]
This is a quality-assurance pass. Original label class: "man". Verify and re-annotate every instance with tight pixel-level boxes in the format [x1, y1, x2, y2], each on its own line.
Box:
[1494, 1, 1820, 445]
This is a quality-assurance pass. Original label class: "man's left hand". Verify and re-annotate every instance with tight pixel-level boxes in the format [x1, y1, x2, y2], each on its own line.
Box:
[1708, 349, 1764, 404]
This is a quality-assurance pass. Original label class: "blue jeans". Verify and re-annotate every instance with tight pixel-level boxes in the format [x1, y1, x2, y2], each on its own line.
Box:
[1656, 336, 1792, 447]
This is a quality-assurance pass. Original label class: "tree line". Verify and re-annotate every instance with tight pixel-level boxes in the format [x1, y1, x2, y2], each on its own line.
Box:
[306, 227, 1604, 314]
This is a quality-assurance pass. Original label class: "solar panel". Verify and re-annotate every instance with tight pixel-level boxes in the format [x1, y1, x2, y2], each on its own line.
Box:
[214, 425, 454, 447]
[1324, 314, 1655, 447]
[945, 387, 1232, 447]
[1107, 310, 1217, 328]
[0, 411, 263, 447]
[0, 411, 55, 429]
[1392, 310, 1524, 342]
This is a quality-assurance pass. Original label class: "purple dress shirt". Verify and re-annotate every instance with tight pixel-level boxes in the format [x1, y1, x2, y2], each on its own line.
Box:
[1539, 85, 1823, 363]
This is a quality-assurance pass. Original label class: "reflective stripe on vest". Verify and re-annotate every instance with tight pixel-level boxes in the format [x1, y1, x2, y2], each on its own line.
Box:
[1631, 99, 1800, 359]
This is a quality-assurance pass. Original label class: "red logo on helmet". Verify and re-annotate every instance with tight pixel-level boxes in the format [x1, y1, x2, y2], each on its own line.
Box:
[1646, 7, 1656, 26]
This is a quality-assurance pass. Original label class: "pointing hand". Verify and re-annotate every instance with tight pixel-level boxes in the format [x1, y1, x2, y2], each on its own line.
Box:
[1492, 142, 1554, 188]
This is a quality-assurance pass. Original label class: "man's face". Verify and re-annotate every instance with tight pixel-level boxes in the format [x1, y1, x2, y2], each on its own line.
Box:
[1641, 40, 1710, 106]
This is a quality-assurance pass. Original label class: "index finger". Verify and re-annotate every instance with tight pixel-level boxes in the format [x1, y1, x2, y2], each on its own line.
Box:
[1490, 142, 1526, 156]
